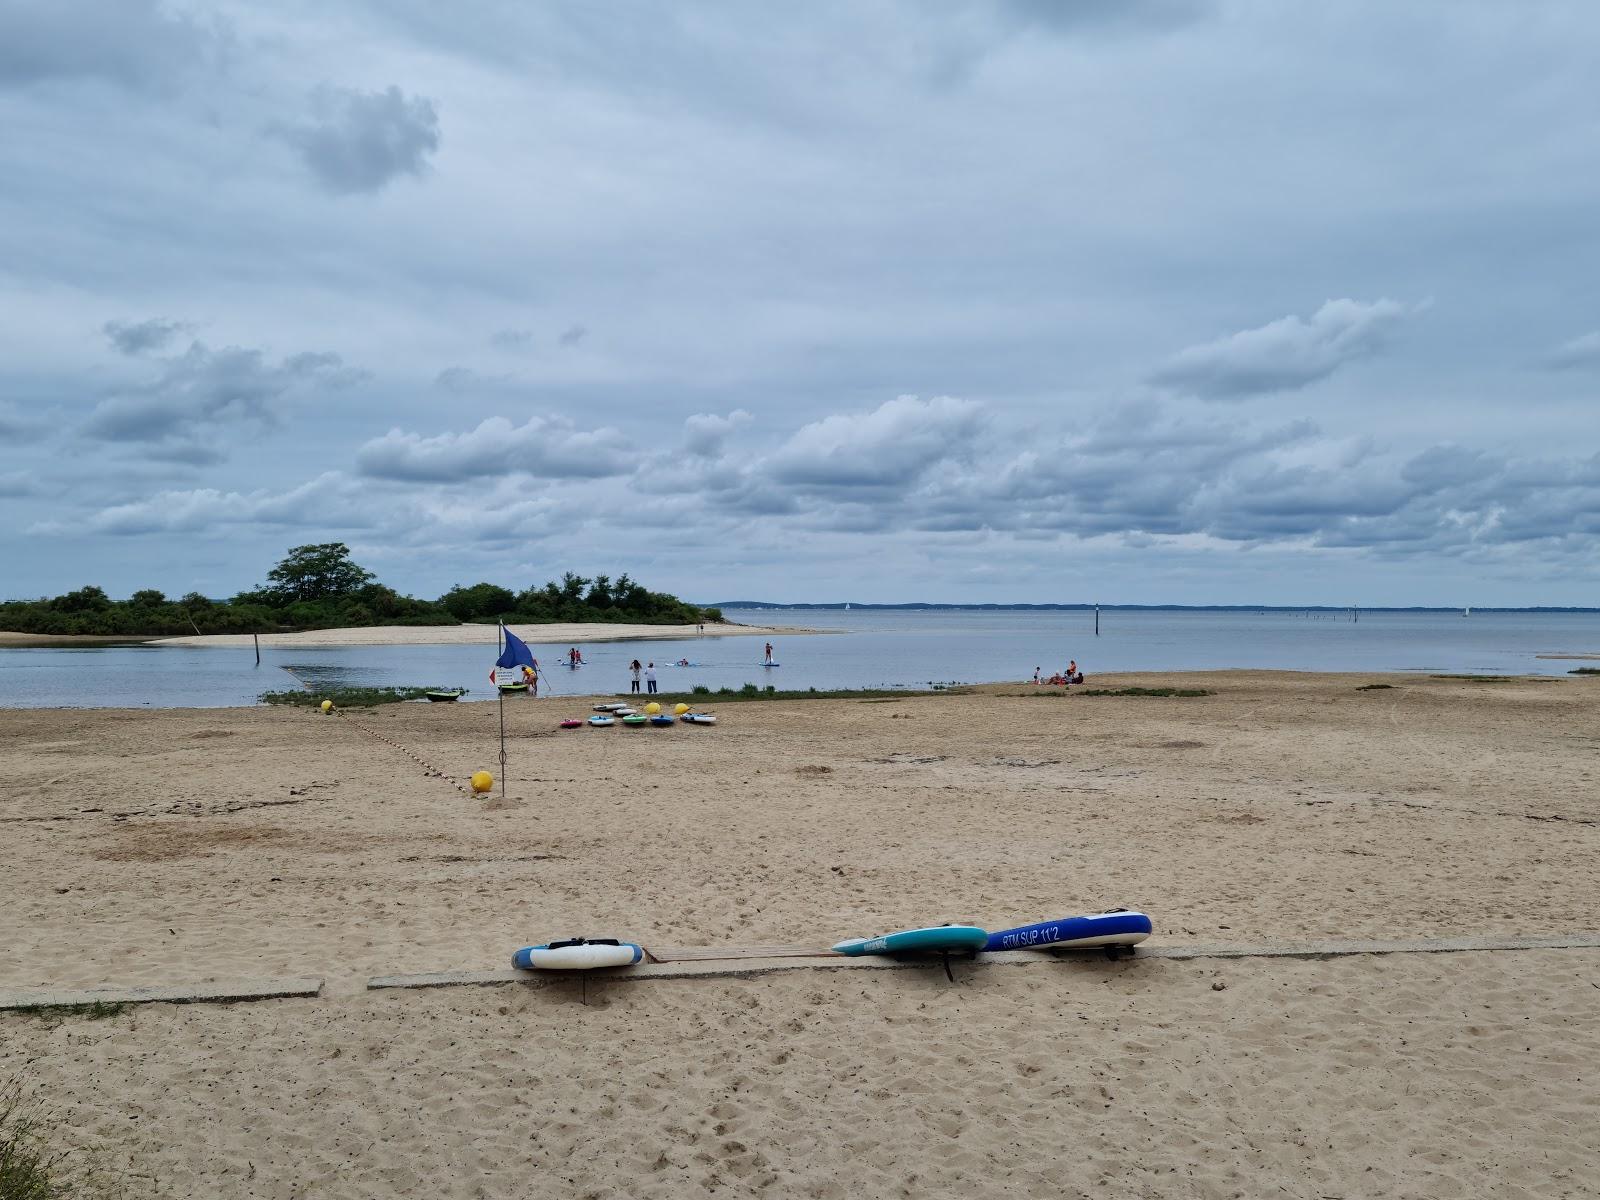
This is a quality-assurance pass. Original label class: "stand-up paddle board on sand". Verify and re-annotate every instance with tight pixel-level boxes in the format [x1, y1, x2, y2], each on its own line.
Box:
[832, 925, 988, 956]
[512, 938, 644, 970]
[984, 910, 1152, 951]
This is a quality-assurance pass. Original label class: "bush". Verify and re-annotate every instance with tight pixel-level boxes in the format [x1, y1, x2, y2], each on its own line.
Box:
[691, 685, 711, 695]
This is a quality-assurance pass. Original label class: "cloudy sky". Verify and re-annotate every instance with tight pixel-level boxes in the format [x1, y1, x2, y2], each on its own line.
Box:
[2, 1, 1598, 606]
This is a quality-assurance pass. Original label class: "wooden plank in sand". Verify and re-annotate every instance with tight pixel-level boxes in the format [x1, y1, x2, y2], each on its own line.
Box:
[0, 977, 324, 1012]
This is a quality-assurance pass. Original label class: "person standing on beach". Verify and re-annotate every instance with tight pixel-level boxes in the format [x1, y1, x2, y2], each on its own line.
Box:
[645, 662, 657, 694]
[764, 641, 774, 665]
[629, 659, 642, 693]
[1033, 666, 1041, 684]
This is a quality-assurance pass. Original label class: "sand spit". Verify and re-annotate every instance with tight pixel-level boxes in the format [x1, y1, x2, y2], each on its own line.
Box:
[139, 619, 820, 649]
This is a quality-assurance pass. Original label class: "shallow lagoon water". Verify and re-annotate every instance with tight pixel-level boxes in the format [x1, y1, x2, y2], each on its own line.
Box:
[0, 607, 1596, 708]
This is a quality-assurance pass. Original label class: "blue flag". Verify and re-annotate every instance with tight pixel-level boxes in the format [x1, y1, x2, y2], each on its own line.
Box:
[496, 627, 535, 670]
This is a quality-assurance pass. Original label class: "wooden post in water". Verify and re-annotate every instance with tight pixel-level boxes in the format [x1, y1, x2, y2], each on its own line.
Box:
[253, 632, 260, 666]
[1095, 604, 1100, 637]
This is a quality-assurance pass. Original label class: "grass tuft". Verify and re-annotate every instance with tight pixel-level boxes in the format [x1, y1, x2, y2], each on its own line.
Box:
[1356, 683, 1397, 690]
[1429, 674, 1513, 682]
[1570, 667, 1600, 675]
[0, 1075, 142, 1199]
[260, 686, 435, 707]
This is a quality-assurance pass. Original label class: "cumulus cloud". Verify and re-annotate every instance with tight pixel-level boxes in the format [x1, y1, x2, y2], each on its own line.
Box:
[0, 0, 220, 92]
[684, 410, 752, 458]
[356, 415, 634, 482]
[1543, 331, 1600, 370]
[103, 317, 191, 356]
[1150, 299, 1412, 400]
[766, 395, 985, 488]
[276, 85, 441, 194]
[83, 341, 361, 458]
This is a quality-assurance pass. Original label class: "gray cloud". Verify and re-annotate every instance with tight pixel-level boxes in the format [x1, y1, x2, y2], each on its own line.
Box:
[489, 328, 534, 349]
[0, 470, 35, 497]
[356, 415, 634, 482]
[1543, 331, 1600, 370]
[276, 85, 441, 194]
[1150, 299, 1412, 400]
[683, 410, 752, 458]
[557, 325, 588, 348]
[104, 317, 191, 356]
[0, 0, 220, 92]
[82, 342, 359, 457]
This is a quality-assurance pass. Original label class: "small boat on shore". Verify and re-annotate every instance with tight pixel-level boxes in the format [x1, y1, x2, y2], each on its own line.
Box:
[424, 688, 466, 702]
[497, 681, 529, 694]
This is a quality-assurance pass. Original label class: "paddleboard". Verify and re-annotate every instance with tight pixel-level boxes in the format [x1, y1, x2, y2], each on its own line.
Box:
[613, 707, 637, 717]
[983, 910, 1152, 952]
[832, 925, 988, 957]
[512, 939, 643, 971]
[648, 715, 675, 726]
[622, 714, 648, 726]
[587, 715, 615, 727]
[559, 719, 582, 729]
[681, 712, 717, 725]
[761, 662, 780, 667]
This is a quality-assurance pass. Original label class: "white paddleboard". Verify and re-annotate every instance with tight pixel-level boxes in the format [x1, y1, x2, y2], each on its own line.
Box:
[512, 940, 644, 970]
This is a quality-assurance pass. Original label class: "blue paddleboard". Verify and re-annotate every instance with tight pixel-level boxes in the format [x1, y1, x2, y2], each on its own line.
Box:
[832, 925, 988, 956]
[983, 910, 1152, 952]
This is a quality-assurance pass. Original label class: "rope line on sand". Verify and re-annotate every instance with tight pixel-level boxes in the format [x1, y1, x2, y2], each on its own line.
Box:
[279, 664, 473, 798]
[332, 709, 474, 798]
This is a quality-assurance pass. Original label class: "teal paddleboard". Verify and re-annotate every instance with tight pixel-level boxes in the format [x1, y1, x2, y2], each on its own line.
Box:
[831, 925, 988, 956]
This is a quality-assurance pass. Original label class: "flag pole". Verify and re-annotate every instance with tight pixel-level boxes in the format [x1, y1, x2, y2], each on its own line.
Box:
[497, 623, 507, 800]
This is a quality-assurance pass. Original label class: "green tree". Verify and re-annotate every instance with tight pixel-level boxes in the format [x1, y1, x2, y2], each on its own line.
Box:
[264, 543, 375, 604]
[129, 588, 166, 606]
[50, 586, 112, 613]
[438, 582, 516, 621]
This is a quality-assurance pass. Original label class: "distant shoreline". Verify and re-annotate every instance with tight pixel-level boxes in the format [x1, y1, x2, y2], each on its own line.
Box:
[717, 602, 1600, 614]
[140, 620, 826, 649]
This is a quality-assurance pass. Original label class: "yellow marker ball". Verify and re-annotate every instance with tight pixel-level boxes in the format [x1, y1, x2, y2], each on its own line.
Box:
[645, 701, 661, 715]
[674, 702, 689, 715]
[470, 770, 493, 793]
[320, 699, 333, 713]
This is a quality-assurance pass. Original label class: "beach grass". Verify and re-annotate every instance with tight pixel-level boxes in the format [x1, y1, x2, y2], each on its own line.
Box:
[1356, 683, 1397, 690]
[1430, 674, 1514, 682]
[259, 686, 437, 708]
[1570, 667, 1600, 675]
[0, 1075, 137, 1200]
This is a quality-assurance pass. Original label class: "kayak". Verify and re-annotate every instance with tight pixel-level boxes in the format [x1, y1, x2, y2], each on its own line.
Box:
[832, 925, 989, 957]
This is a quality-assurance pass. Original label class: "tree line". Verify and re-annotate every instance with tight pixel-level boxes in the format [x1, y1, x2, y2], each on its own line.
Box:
[0, 543, 721, 636]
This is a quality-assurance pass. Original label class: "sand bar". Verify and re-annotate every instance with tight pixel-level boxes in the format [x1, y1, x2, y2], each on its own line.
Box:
[138, 618, 821, 649]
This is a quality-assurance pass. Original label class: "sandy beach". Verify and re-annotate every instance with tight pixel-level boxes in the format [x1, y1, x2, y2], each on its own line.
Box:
[138, 619, 819, 650]
[5, 670, 1599, 1196]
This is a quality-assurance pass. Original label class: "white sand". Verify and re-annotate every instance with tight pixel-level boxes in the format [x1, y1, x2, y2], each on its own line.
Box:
[148, 619, 819, 649]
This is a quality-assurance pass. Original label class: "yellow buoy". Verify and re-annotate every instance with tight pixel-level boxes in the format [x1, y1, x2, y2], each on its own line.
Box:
[319, 699, 333, 713]
[674, 702, 690, 715]
[645, 701, 661, 715]
[470, 770, 493, 793]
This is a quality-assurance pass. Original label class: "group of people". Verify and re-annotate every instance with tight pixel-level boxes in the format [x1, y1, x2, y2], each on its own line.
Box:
[628, 659, 658, 694]
[1033, 659, 1084, 687]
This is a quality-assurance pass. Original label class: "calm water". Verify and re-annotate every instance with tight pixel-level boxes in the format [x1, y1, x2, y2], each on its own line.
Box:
[1, 608, 1596, 709]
